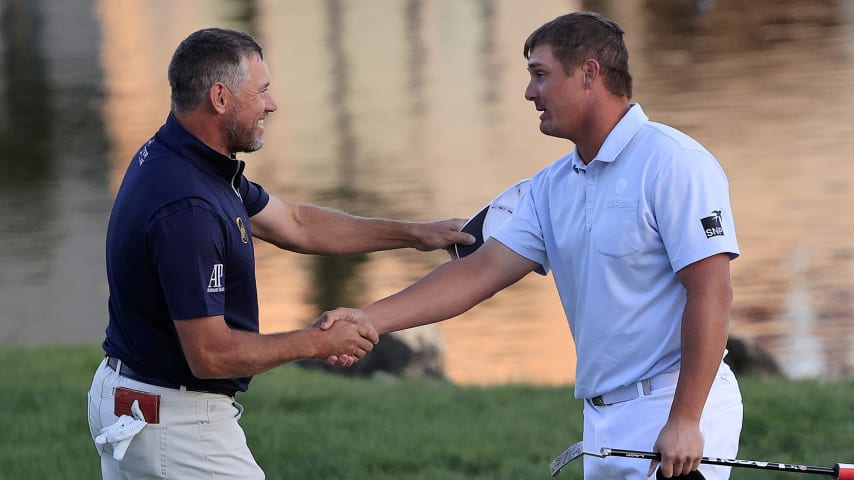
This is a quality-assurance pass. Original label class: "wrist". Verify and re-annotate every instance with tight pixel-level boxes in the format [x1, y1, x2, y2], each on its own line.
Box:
[404, 221, 422, 249]
[295, 327, 323, 359]
[667, 406, 702, 424]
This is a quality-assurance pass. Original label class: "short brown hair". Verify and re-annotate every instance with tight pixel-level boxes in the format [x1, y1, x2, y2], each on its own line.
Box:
[524, 12, 632, 99]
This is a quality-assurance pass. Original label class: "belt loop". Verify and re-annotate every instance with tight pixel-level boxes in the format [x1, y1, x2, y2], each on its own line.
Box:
[198, 399, 210, 424]
[641, 378, 652, 396]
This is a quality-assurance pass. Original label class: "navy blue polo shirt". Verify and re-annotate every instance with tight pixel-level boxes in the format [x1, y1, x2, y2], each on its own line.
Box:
[103, 113, 270, 396]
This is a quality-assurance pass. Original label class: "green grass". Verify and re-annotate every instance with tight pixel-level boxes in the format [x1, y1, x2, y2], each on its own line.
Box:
[1, 345, 851, 479]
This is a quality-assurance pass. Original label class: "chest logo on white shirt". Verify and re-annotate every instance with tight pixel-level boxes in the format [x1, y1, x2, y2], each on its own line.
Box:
[701, 210, 725, 238]
[207, 264, 225, 293]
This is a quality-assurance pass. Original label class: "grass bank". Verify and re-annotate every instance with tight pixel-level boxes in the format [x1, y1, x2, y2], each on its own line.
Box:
[0, 345, 851, 479]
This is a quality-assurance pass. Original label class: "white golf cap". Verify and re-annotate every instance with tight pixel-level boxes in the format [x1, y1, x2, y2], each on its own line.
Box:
[455, 179, 545, 275]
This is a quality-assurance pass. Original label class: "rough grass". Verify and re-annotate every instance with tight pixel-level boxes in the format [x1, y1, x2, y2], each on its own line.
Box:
[0, 345, 850, 479]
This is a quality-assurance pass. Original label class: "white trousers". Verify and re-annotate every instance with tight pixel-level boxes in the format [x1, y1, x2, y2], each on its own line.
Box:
[87, 358, 265, 479]
[582, 362, 743, 480]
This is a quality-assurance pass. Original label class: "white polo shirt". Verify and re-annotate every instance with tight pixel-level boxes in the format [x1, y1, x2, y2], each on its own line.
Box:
[492, 104, 739, 399]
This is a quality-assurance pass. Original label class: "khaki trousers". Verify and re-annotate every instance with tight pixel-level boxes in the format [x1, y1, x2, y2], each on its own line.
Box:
[88, 358, 265, 479]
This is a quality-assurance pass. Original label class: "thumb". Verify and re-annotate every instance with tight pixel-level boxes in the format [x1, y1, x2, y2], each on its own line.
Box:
[317, 307, 355, 330]
[317, 311, 335, 330]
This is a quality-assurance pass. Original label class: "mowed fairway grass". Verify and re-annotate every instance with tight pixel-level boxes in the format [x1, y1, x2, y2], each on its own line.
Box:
[1, 345, 851, 479]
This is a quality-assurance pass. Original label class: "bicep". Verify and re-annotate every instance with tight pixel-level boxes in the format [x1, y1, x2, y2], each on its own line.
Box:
[474, 238, 540, 293]
[675, 253, 733, 343]
[675, 253, 732, 295]
[249, 195, 306, 250]
[173, 315, 232, 377]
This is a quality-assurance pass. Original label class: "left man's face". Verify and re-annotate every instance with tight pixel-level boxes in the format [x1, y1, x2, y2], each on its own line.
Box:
[225, 53, 278, 154]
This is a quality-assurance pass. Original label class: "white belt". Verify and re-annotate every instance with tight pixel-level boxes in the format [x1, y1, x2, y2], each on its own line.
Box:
[589, 370, 680, 407]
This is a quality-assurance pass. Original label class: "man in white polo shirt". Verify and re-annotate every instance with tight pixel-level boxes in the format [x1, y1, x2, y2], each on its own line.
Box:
[320, 11, 742, 479]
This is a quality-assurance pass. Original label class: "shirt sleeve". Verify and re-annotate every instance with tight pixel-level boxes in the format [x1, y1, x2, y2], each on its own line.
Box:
[492, 174, 551, 274]
[239, 177, 270, 217]
[146, 198, 227, 320]
[653, 148, 739, 273]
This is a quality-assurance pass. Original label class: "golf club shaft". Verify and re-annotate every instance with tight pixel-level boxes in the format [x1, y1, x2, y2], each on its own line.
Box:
[604, 448, 840, 477]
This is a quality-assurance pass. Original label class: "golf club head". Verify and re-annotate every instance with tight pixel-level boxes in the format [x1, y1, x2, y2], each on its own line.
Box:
[550, 441, 605, 477]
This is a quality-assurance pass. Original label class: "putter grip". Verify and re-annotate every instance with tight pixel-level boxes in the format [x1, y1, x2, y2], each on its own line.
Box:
[655, 469, 705, 479]
[836, 464, 854, 480]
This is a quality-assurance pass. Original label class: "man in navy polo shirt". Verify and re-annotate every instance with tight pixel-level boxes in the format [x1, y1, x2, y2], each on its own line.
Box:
[319, 12, 743, 480]
[87, 28, 474, 479]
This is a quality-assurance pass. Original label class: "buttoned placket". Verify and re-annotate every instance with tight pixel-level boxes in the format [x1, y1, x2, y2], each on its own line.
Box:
[582, 163, 598, 232]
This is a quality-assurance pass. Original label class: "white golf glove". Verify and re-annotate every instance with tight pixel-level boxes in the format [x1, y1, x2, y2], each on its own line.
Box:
[95, 399, 148, 461]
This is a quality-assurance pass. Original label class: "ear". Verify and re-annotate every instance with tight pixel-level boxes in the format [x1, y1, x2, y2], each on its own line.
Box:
[581, 59, 600, 85]
[209, 83, 230, 114]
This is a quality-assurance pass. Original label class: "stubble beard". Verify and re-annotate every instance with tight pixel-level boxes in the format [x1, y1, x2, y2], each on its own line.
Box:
[224, 110, 264, 154]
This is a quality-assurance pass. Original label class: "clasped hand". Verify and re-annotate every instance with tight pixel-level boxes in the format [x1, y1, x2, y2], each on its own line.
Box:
[312, 307, 376, 367]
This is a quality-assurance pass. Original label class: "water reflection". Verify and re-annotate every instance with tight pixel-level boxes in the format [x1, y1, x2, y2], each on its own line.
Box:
[778, 247, 824, 379]
[0, 0, 56, 341]
[0, 0, 851, 385]
[307, 0, 370, 312]
[0, 0, 111, 344]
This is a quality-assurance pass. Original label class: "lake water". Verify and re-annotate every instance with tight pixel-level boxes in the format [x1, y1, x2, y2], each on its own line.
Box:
[1, 0, 852, 385]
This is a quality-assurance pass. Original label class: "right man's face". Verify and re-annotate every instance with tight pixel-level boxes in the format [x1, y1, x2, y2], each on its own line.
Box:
[524, 44, 584, 141]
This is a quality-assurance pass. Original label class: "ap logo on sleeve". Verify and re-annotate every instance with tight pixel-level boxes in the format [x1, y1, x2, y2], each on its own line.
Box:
[207, 264, 225, 293]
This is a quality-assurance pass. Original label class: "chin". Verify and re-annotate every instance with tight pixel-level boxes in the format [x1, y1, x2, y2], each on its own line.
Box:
[233, 140, 264, 154]
[539, 124, 557, 137]
[539, 123, 569, 140]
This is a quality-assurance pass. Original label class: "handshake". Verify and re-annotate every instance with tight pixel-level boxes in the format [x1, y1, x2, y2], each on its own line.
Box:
[310, 307, 377, 367]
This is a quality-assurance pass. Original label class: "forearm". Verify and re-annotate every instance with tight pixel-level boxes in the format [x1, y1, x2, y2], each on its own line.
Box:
[179, 324, 322, 378]
[367, 260, 491, 334]
[367, 240, 536, 334]
[671, 312, 729, 422]
[651, 314, 730, 480]
[291, 205, 421, 255]
[175, 315, 375, 379]
[252, 197, 470, 256]
[651, 255, 733, 476]
[226, 329, 339, 378]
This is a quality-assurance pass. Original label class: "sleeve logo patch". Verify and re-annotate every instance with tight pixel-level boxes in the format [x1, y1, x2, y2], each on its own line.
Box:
[207, 264, 225, 292]
[701, 210, 725, 238]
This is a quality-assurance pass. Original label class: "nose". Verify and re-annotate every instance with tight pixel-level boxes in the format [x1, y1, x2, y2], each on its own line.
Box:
[524, 80, 537, 102]
[265, 92, 278, 113]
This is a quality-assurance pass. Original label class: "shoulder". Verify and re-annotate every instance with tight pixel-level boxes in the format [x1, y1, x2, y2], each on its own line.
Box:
[633, 122, 725, 178]
[640, 122, 708, 155]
